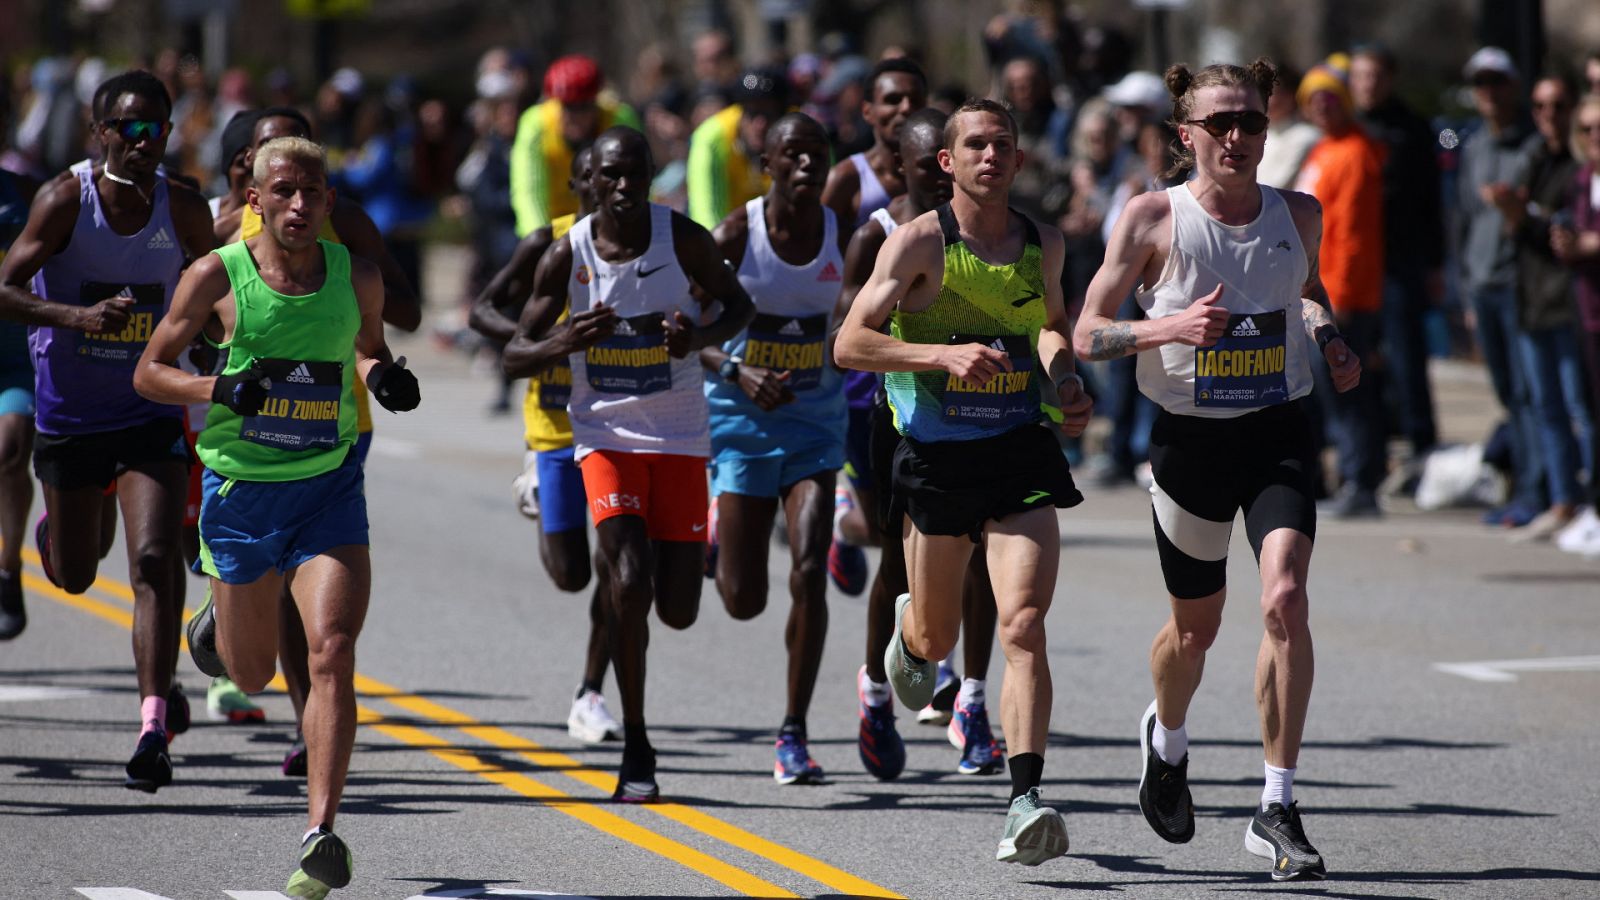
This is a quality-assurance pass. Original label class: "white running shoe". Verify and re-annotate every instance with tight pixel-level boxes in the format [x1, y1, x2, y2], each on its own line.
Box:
[1555, 507, 1600, 554]
[567, 689, 621, 744]
[512, 451, 540, 519]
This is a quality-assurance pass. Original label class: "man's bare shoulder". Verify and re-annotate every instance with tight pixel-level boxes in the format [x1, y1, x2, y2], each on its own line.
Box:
[178, 250, 232, 299]
[32, 171, 84, 220]
[1275, 188, 1321, 220]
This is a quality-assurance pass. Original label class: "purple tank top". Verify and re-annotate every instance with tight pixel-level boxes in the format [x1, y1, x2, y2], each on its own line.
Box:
[30, 166, 185, 434]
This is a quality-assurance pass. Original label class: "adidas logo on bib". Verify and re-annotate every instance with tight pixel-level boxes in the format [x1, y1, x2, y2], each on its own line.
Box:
[1232, 316, 1260, 337]
[817, 261, 841, 282]
[286, 363, 315, 384]
[146, 227, 175, 250]
[779, 318, 804, 337]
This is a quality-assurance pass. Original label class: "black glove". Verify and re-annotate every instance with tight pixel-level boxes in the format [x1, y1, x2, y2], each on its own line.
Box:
[372, 356, 420, 412]
[211, 363, 271, 415]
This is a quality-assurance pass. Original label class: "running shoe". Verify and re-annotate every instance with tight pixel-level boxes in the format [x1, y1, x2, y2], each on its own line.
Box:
[827, 539, 868, 596]
[613, 746, 660, 803]
[34, 513, 59, 588]
[949, 700, 1004, 775]
[124, 729, 172, 793]
[511, 451, 540, 520]
[208, 675, 265, 723]
[883, 592, 936, 710]
[1137, 700, 1194, 843]
[856, 665, 905, 781]
[567, 688, 622, 744]
[286, 828, 353, 898]
[0, 569, 25, 640]
[703, 499, 719, 579]
[915, 660, 959, 724]
[166, 682, 190, 738]
[1245, 802, 1326, 881]
[283, 731, 308, 778]
[773, 731, 825, 785]
[1555, 506, 1600, 554]
[185, 584, 228, 678]
[996, 787, 1070, 866]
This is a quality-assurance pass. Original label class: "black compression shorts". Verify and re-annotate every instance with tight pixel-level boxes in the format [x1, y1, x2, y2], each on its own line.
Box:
[893, 423, 1082, 542]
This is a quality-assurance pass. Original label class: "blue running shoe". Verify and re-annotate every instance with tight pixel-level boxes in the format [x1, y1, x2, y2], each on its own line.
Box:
[857, 665, 905, 781]
[950, 700, 1004, 775]
[916, 660, 959, 725]
[827, 539, 867, 596]
[773, 731, 825, 785]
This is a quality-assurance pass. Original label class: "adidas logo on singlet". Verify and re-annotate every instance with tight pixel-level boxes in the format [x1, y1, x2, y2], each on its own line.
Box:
[1232, 317, 1260, 337]
[989, 338, 1007, 352]
[779, 318, 804, 337]
[817, 261, 841, 282]
[285, 364, 315, 384]
[146, 227, 175, 250]
[613, 317, 635, 336]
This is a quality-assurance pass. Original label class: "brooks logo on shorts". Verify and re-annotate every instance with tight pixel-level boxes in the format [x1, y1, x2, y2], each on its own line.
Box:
[1232, 317, 1260, 337]
[146, 227, 175, 250]
[285, 364, 316, 384]
[1023, 489, 1051, 504]
[779, 318, 805, 337]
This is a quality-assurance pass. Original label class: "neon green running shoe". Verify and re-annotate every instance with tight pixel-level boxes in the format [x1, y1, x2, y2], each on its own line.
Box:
[207, 676, 265, 723]
[286, 828, 352, 898]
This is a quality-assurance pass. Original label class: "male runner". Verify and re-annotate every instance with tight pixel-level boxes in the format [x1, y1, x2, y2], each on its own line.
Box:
[0, 70, 214, 790]
[687, 67, 786, 230]
[469, 147, 621, 744]
[836, 108, 1004, 780]
[505, 126, 753, 802]
[135, 135, 420, 898]
[835, 98, 1092, 865]
[0, 163, 39, 640]
[1072, 60, 1360, 881]
[701, 113, 846, 783]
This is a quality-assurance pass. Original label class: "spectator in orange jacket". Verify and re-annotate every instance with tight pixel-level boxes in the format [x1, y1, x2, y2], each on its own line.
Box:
[1294, 55, 1390, 517]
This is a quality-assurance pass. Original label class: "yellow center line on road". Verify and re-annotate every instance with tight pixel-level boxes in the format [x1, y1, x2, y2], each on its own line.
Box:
[25, 561, 905, 899]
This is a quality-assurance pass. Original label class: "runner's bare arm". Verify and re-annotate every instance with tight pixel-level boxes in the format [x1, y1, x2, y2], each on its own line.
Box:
[351, 255, 394, 384]
[0, 174, 129, 330]
[468, 227, 553, 345]
[825, 216, 887, 371]
[503, 236, 615, 379]
[1034, 223, 1093, 436]
[332, 198, 423, 332]
[1073, 192, 1175, 360]
[834, 216, 974, 375]
[1285, 191, 1361, 392]
[133, 254, 232, 406]
[698, 205, 751, 373]
[820, 158, 860, 239]
[672, 212, 754, 356]
[169, 180, 219, 264]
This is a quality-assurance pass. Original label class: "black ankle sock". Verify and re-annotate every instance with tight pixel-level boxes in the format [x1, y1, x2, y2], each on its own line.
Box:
[900, 634, 927, 666]
[1008, 752, 1044, 801]
[780, 715, 806, 738]
[623, 723, 651, 755]
[577, 681, 602, 699]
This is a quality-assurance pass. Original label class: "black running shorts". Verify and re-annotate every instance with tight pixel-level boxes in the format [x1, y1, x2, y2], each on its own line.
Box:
[893, 423, 1082, 542]
[867, 395, 901, 534]
[1147, 402, 1317, 599]
[34, 416, 188, 491]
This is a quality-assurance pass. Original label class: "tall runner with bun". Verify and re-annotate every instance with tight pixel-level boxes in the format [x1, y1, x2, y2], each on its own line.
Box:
[1073, 60, 1360, 881]
[0, 70, 216, 791]
[136, 135, 421, 898]
[836, 99, 1093, 865]
[701, 113, 846, 784]
[506, 126, 754, 802]
[471, 147, 622, 745]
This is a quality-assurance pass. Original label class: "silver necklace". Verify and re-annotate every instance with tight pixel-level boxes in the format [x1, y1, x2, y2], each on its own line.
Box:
[101, 167, 151, 206]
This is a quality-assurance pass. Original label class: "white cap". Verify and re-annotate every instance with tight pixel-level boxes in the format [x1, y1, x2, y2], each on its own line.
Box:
[329, 67, 364, 99]
[1104, 71, 1169, 111]
[1463, 47, 1518, 82]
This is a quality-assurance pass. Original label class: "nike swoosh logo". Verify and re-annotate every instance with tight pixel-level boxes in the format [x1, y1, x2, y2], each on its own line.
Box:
[1011, 290, 1042, 307]
[1023, 490, 1050, 504]
[691, 523, 706, 532]
[637, 263, 667, 278]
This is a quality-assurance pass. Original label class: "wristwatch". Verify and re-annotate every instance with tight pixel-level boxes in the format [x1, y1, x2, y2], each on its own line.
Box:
[718, 355, 742, 383]
[1314, 324, 1341, 353]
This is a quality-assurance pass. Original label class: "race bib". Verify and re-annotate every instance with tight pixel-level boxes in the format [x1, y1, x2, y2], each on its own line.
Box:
[1194, 310, 1288, 407]
[538, 358, 572, 410]
[585, 312, 672, 395]
[743, 312, 827, 391]
[239, 358, 343, 452]
[940, 333, 1037, 428]
[76, 281, 163, 367]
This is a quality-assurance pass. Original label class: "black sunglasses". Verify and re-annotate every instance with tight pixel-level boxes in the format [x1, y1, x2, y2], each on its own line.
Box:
[1186, 110, 1269, 138]
[102, 118, 172, 141]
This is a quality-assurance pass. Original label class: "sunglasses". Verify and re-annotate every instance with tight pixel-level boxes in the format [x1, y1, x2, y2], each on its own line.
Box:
[1185, 110, 1269, 138]
[1580, 123, 1600, 135]
[101, 118, 172, 141]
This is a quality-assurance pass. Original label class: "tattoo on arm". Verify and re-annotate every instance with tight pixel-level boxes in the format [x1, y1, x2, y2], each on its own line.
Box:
[1086, 323, 1137, 360]
[1300, 298, 1332, 336]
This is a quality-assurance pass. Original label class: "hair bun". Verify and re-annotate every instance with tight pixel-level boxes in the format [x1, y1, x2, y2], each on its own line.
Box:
[1164, 64, 1193, 100]
[1246, 57, 1279, 98]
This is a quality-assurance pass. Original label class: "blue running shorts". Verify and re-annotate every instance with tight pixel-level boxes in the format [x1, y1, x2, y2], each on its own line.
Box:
[711, 441, 842, 499]
[198, 449, 368, 583]
[536, 445, 588, 534]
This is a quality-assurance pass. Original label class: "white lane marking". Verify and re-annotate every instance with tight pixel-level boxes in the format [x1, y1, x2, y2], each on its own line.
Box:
[407, 891, 596, 899]
[369, 437, 423, 459]
[224, 893, 293, 899]
[75, 891, 179, 900]
[1433, 655, 1600, 682]
[0, 684, 101, 703]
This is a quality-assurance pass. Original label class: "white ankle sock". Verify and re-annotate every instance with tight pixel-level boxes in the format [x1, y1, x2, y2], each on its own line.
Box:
[956, 677, 985, 707]
[1152, 717, 1187, 765]
[1262, 762, 1295, 809]
[859, 668, 891, 706]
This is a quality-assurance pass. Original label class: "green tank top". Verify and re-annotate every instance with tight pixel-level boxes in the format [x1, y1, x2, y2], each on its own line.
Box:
[886, 204, 1047, 442]
[199, 239, 360, 482]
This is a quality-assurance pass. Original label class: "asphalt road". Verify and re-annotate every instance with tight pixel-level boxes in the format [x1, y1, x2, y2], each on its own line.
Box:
[4, 329, 1598, 900]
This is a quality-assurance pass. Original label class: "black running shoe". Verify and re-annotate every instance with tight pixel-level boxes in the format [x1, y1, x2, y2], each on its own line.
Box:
[295, 828, 353, 890]
[282, 731, 308, 778]
[1137, 700, 1194, 843]
[0, 569, 24, 640]
[125, 730, 173, 793]
[186, 586, 227, 678]
[166, 683, 190, 738]
[613, 745, 660, 803]
[1245, 801, 1326, 881]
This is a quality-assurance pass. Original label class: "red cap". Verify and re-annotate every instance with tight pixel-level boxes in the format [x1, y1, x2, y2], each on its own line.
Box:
[544, 55, 602, 104]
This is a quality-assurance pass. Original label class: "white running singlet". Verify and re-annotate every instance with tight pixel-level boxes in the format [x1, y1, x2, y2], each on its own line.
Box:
[566, 203, 709, 459]
[1135, 183, 1312, 418]
[869, 206, 897, 238]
